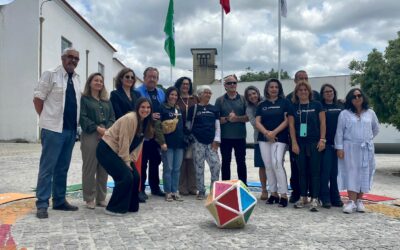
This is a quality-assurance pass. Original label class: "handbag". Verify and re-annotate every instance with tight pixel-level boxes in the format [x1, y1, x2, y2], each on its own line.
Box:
[161, 108, 179, 134]
[184, 104, 197, 159]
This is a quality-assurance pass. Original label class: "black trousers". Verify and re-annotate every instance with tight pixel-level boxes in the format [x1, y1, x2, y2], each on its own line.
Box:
[220, 138, 247, 185]
[289, 150, 300, 199]
[319, 145, 341, 204]
[140, 139, 162, 192]
[96, 140, 139, 213]
[296, 142, 321, 198]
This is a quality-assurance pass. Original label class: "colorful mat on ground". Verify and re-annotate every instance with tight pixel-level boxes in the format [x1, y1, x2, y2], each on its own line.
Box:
[0, 193, 35, 205]
[339, 191, 395, 202]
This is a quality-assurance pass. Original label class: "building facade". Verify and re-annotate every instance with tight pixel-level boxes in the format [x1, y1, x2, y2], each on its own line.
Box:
[0, 0, 124, 141]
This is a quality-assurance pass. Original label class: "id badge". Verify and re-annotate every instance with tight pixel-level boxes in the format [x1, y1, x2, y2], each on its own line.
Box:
[300, 123, 307, 137]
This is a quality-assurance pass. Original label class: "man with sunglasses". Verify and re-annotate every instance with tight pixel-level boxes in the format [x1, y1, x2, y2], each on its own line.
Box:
[286, 70, 321, 204]
[215, 74, 249, 185]
[33, 47, 81, 219]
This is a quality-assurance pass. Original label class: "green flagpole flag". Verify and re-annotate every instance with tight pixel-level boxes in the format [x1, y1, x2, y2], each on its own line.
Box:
[164, 0, 175, 66]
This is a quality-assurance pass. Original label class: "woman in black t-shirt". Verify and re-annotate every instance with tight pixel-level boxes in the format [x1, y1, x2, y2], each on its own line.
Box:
[255, 79, 290, 207]
[187, 85, 221, 200]
[288, 80, 326, 212]
[319, 84, 344, 208]
[160, 87, 185, 202]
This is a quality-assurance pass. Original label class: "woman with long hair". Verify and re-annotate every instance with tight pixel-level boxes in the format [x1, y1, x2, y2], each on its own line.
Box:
[288, 80, 326, 212]
[244, 86, 267, 200]
[255, 79, 290, 207]
[96, 97, 154, 216]
[110, 68, 141, 120]
[80, 73, 115, 209]
[174, 77, 198, 196]
[335, 88, 379, 214]
[319, 84, 344, 209]
[160, 87, 185, 201]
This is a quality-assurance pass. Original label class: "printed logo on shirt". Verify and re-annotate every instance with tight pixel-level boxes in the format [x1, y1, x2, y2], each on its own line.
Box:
[262, 106, 281, 110]
[327, 108, 342, 112]
[196, 110, 214, 116]
[297, 109, 315, 115]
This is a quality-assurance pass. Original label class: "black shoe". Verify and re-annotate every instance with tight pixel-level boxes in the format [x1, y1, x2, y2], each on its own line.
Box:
[279, 197, 288, 207]
[151, 189, 165, 197]
[332, 201, 344, 207]
[138, 192, 147, 203]
[266, 195, 280, 204]
[36, 208, 48, 219]
[321, 202, 332, 209]
[53, 201, 79, 211]
[289, 195, 300, 203]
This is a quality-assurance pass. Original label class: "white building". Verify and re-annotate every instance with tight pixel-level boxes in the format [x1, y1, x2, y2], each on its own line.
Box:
[209, 75, 400, 153]
[0, 0, 125, 142]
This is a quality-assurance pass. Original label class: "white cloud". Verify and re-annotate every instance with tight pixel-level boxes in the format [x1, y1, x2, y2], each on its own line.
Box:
[66, 0, 400, 83]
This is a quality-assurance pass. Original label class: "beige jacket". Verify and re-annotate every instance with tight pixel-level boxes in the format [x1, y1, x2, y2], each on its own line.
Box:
[102, 112, 143, 166]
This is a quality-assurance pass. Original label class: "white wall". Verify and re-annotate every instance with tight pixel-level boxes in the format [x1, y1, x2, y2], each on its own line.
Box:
[208, 76, 400, 145]
[42, 0, 116, 93]
[0, 0, 39, 141]
[0, 0, 118, 141]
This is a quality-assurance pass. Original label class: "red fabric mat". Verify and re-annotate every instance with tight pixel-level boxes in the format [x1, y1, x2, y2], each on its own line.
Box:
[340, 191, 395, 202]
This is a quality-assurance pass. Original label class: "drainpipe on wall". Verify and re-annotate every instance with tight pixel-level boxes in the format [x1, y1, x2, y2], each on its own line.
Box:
[86, 50, 89, 80]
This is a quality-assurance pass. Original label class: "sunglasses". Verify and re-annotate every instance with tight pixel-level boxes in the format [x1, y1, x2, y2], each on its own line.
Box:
[124, 75, 135, 80]
[352, 94, 363, 99]
[225, 81, 237, 86]
[65, 55, 80, 61]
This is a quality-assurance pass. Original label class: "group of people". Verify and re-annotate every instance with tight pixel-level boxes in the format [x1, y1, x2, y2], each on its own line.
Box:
[33, 47, 380, 219]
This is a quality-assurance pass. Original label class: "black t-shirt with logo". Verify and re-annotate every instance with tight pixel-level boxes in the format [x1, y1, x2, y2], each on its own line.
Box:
[288, 100, 323, 144]
[160, 104, 184, 149]
[148, 89, 161, 113]
[323, 102, 344, 145]
[187, 104, 220, 145]
[255, 97, 290, 143]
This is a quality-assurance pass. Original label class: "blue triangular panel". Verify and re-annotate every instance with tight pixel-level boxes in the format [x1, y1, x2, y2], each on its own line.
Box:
[240, 187, 256, 211]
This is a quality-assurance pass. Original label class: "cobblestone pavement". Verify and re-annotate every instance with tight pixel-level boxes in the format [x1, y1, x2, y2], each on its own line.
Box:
[1, 142, 400, 249]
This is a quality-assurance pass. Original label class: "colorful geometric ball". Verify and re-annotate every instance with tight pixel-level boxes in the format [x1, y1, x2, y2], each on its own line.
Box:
[205, 180, 257, 228]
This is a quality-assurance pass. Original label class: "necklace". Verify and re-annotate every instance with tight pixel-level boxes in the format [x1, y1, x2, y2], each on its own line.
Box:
[180, 96, 190, 118]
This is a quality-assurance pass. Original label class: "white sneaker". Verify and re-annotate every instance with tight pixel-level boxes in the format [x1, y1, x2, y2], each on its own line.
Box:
[343, 200, 356, 214]
[356, 199, 365, 213]
[309, 199, 319, 212]
[104, 209, 125, 216]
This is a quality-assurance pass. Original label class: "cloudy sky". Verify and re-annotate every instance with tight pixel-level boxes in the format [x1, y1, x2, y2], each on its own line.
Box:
[66, 0, 399, 84]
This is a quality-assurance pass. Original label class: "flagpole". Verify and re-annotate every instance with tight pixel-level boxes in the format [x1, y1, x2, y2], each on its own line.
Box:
[170, 65, 172, 84]
[221, 7, 224, 85]
[278, 0, 281, 81]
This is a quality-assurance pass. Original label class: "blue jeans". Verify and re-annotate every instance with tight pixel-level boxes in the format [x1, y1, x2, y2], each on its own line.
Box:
[36, 129, 76, 209]
[319, 145, 341, 204]
[162, 148, 184, 193]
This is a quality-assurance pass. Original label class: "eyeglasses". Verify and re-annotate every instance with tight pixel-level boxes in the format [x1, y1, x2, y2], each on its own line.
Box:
[225, 82, 237, 86]
[297, 77, 308, 80]
[324, 90, 333, 94]
[65, 55, 80, 61]
[352, 94, 363, 99]
[124, 75, 135, 80]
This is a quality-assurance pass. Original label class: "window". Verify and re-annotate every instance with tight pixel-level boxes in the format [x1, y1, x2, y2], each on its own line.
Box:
[197, 53, 210, 66]
[61, 37, 72, 54]
[98, 62, 105, 76]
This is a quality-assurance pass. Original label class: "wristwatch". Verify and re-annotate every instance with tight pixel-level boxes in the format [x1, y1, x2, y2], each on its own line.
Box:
[320, 138, 327, 143]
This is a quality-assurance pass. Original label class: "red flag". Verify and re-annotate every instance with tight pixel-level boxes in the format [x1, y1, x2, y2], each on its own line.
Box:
[220, 0, 230, 14]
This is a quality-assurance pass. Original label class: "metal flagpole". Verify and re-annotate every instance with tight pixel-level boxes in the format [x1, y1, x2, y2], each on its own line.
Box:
[278, 0, 281, 81]
[170, 65, 172, 84]
[221, 7, 224, 86]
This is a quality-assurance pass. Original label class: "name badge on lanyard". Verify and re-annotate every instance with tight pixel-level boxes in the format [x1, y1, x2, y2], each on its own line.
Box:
[300, 123, 307, 137]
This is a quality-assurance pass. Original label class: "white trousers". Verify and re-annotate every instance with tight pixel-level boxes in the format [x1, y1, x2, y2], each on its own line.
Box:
[259, 141, 288, 194]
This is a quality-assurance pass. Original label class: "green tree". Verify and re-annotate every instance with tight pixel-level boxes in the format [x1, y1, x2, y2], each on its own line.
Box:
[349, 32, 400, 130]
[239, 68, 290, 82]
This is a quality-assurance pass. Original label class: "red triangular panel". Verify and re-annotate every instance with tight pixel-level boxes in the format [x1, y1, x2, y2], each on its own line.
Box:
[216, 204, 238, 226]
[214, 182, 232, 198]
[218, 189, 239, 211]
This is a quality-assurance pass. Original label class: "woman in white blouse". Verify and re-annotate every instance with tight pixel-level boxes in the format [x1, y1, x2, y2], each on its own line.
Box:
[335, 88, 379, 214]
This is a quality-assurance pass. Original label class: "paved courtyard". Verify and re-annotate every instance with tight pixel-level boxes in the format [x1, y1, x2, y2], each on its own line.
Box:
[1, 142, 400, 249]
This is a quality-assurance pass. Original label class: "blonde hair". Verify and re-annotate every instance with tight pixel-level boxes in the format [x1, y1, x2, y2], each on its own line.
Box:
[291, 80, 313, 104]
[82, 73, 109, 101]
